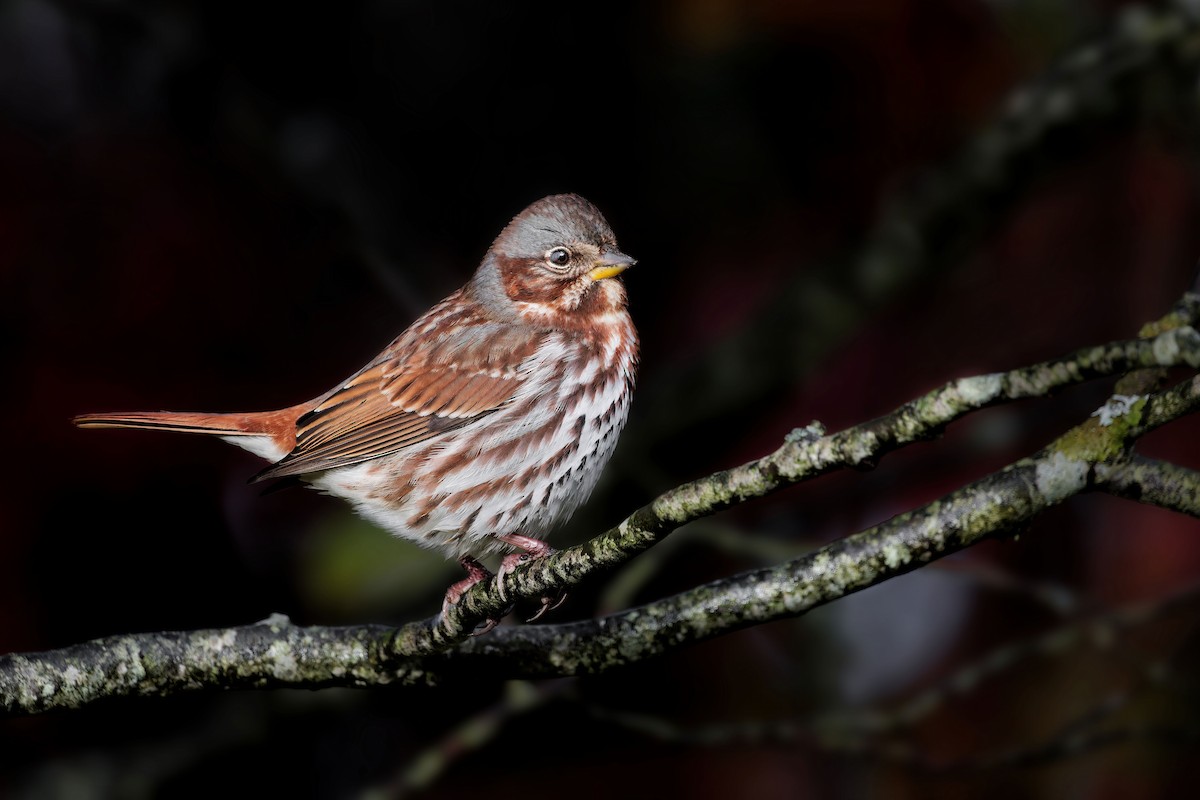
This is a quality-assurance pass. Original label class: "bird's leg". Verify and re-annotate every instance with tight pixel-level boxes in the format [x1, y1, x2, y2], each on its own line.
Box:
[494, 533, 567, 620]
[442, 555, 505, 636]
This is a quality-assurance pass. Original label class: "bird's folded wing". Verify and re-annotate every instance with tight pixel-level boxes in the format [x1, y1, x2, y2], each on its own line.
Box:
[252, 322, 543, 481]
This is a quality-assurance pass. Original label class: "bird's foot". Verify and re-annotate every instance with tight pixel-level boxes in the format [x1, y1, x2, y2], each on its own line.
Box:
[494, 534, 567, 620]
[441, 555, 507, 636]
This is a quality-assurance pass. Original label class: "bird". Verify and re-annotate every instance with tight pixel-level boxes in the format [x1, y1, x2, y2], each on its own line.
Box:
[75, 193, 639, 631]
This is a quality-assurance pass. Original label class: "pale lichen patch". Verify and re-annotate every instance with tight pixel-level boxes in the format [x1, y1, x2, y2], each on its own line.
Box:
[785, 421, 827, 444]
[1152, 328, 1182, 365]
[881, 539, 913, 569]
[1090, 394, 1144, 427]
[342, 641, 367, 664]
[954, 373, 1003, 406]
[267, 640, 298, 680]
[200, 630, 238, 652]
[1035, 451, 1089, 503]
[1154, 326, 1200, 367]
[919, 502, 945, 543]
[807, 551, 833, 582]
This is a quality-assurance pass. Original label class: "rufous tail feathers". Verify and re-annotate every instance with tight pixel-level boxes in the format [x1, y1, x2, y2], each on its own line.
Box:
[75, 410, 258, 435]
[73, 406, 306, 459]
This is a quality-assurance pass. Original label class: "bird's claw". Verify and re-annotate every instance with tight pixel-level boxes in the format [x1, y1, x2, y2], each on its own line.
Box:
[526, 589, 568, 622]
[495, 547, 566, 621]
[469, 616, 502, 637]
[495, 552, 531, 604]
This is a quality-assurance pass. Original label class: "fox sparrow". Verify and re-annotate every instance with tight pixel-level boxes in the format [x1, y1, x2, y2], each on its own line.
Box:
[75, 194, 639, 629]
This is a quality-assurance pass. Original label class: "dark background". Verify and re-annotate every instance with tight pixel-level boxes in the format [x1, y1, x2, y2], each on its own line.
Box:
[4, 0, 1200, 797]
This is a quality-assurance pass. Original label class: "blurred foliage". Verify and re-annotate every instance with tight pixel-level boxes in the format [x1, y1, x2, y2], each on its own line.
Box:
[298, 511, 457, 621]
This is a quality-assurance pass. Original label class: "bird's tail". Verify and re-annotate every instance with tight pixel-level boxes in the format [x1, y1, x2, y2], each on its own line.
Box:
[74, 410, 261, 435]
[73, 406, 306, 461]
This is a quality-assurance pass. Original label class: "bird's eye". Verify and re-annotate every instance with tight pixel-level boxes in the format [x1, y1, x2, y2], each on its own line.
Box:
[546, 247, 571, 267]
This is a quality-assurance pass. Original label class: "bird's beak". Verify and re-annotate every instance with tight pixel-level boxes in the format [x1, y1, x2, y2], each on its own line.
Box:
[587, 249, 637, 281]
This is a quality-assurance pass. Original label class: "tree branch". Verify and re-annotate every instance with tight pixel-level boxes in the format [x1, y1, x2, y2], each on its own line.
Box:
[458, 318, 1199, 635]
[437, 373, 1200, 680]
[1096, 456, 1200, 517]
[4, 306, 1198, 717]
[9, 8, 1200, 720]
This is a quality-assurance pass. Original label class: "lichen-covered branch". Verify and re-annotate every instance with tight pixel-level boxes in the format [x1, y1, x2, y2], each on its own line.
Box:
[1096, 456, 1200, 517]
[387, 313, 1194, 646]
[0, 615, 402, 716]
[4, 306, 1198, 716]
[452, 320, 1199, 637]
[436, 373, 1200, 679]
[7, 9, 1200, 720]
